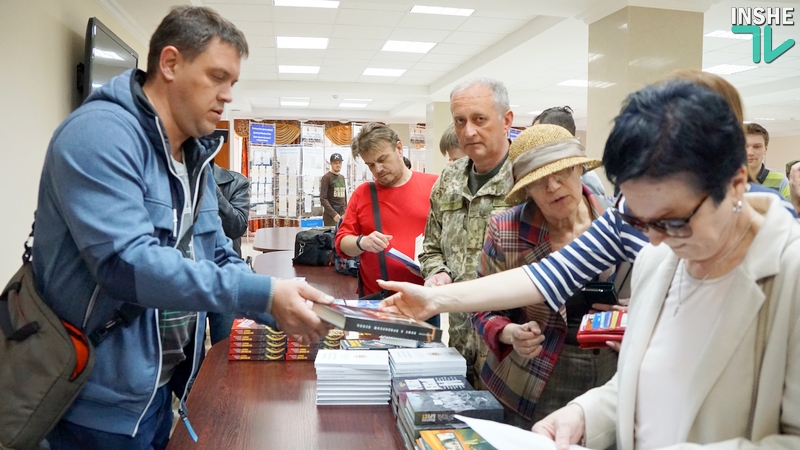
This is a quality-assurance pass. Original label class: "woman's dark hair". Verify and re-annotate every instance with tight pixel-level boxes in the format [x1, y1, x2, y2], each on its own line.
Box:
[603, 80, 745, 205]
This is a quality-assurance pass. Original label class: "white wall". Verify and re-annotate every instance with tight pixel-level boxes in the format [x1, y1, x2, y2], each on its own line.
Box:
[766, 134, 800, 175]
[0, 0, 146, 280]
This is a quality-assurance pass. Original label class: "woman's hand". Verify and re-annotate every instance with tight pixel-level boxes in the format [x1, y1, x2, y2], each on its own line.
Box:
[590, 298, 628, 352]
[532, 403, 586, 450]
[499, 321, 545, 359]
[377, 279, 439, 321]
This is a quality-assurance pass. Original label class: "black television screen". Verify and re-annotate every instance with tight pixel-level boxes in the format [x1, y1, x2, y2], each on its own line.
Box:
[81, 17, 138, 100]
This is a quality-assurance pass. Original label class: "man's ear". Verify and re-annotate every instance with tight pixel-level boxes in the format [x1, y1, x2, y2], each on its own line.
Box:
[396, 140, 403, 155]
[159, 46, 181, 82]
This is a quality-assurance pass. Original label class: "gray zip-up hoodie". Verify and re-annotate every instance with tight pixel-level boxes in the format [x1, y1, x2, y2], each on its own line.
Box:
[32, 69, 273, 437]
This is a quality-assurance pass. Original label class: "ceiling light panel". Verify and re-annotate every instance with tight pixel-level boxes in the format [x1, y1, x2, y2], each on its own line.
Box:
[703, 64, 758, 75]
[411, 5, 474, 16]
[280, 97, 310, 107]
[278, 65, 320, 73]
[276, 37, 329, 49]
[273, 0, 339, 8]
[381, 40, 437, 53]
[363, 68, 406, 77]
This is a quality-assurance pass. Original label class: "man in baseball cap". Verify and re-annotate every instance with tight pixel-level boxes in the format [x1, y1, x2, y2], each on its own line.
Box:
[320, 153, 347, 225]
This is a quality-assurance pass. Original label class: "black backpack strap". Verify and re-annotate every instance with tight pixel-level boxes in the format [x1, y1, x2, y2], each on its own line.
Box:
[369, 182, 390, 298]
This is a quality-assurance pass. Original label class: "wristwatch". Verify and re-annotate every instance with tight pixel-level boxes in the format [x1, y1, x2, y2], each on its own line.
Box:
[355, 235, 364, 251]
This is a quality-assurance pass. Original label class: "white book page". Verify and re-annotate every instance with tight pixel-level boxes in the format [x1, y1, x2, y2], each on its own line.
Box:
[454, 416, 589, 450]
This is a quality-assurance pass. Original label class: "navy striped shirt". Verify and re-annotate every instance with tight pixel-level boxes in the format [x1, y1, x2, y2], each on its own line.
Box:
[523, 190, 798, 312]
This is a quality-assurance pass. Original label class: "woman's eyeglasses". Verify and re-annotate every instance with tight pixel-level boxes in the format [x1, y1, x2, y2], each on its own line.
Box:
[612, 194, 709, 238]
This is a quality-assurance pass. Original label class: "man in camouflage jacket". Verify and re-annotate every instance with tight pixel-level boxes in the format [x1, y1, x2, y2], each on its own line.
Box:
[419, 78, 514, 383]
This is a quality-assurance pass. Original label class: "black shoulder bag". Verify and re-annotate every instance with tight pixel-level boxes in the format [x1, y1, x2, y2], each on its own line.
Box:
[358, 182, 391, 300]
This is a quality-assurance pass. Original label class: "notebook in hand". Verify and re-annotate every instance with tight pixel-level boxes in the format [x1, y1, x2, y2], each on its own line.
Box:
[312, 303, 442, 343]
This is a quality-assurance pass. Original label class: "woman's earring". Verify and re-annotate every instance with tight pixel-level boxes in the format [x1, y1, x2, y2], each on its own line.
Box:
[733, 200, 743, 213]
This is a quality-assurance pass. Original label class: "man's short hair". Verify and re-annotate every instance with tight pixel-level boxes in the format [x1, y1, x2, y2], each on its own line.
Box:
[744, 122, 770, 146]
[351, 123, 399, 159]
[439, 123, 460, 156]
[449, 77, 510, 118]
[146, 6, 249, 80]
[532, 106, 576, 136]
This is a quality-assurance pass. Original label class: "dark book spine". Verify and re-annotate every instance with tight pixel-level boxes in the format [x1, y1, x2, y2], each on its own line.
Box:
[412, 408, 503, 425]
[343, 316, 442, 342]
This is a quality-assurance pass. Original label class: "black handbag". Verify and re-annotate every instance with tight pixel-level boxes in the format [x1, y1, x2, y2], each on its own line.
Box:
[292, 228, 335, 266]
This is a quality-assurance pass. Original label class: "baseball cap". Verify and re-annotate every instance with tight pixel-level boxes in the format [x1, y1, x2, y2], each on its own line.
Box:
[330, 153, 343, 162]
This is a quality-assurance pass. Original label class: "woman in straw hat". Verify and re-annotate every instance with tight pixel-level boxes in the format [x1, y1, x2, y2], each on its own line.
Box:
[471, 123, 618, 430]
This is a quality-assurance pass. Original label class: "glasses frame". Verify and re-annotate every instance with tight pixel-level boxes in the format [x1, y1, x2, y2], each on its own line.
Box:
[529, 166, 576, 189]
[613, 194, 709, 238]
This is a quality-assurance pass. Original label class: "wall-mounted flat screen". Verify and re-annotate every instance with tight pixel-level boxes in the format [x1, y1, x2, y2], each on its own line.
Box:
[81, 17, 138, 100]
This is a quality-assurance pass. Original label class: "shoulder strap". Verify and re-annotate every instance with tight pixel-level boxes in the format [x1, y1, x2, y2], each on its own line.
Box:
[25, 218, 145, 345]
[369, 182, 389, 297]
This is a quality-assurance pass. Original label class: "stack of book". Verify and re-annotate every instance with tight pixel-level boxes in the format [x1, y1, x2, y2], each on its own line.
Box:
[388, 347, 467, 378]
[397, 390, 503, 450]
[228, 318, 342, 361]
[390, 375, 473, 418]
[314, 349, 392, 405]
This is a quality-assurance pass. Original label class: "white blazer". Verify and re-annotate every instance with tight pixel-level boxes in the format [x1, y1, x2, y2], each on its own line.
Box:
[572, 194, 800, 449]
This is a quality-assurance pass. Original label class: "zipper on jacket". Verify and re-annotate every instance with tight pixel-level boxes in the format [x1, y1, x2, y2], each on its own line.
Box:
[82, 285, 101, 330]
[172, 208, 178, 238]
[191, 138, 224, 216]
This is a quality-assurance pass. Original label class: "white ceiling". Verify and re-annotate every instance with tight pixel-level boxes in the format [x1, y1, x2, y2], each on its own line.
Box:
[105, 0, 800, 135]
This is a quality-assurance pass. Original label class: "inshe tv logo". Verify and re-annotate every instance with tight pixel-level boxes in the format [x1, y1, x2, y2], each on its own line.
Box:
[731, 7, 795, 63]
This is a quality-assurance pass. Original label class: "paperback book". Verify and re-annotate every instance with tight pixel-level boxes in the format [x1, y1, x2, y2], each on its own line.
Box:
[405, 391, 504, 425]
[311, 303, 442, 343]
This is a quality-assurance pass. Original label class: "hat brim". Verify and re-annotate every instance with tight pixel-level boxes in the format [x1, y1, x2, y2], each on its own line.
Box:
[504, 157, 602, 206]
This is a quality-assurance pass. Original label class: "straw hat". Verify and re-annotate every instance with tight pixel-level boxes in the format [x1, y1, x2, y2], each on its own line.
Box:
[505, 124, 602, 205]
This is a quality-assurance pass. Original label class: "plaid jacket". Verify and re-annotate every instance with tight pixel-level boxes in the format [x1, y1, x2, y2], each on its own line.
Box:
[471, 186, 609, 419]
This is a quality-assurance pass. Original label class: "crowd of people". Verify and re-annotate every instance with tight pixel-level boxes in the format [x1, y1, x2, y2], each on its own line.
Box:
[28, 4, 800, 450]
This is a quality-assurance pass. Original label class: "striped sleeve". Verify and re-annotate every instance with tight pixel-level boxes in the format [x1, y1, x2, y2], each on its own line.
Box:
[523, 202, 648, 312]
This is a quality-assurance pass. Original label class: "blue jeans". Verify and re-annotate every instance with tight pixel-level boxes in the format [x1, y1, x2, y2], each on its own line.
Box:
[46, 385, 173, 450]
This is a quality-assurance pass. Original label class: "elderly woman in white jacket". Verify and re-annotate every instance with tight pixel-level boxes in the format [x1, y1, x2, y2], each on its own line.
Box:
[524, 81, 800, 449]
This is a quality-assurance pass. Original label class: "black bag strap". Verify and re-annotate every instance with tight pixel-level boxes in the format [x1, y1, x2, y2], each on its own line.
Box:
[360, 182, 390, 299]
[19, 219, 145, 345]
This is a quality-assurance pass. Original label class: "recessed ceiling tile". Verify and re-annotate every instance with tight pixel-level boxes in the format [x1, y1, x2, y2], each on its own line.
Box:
[275, 48, 328, 59]
[275, 56, 325, 66]
[357, 75, 399, 84]
[320, 65, 366, 75]
[419, 53, 469, 64]
[272, 22, 333, 36]
[236, 21, 275, 37]
[321, 58, 371, 67]
[364, 60, 416, 70]
[208, 3, 272, 22]
[277, 73, 320, 81]
[387, 28, 453, 42]
[402, 69, 446, 78]
[457, 17, 526, 34]
[339, 1, 408, 12]
[411, 62, 458, 71]
[271, 7, 338, 24]
[324, 48, 378, 59]
[369, 52, 427, 63]
[249, 97, 279, 109]
[328, 38, 386, 51]
[394, 76, 436, 85]
[332, 25, 392, 40]
[249, 47, 277, 58]
[336, 8, 404, 26]
[317, 73, 361, 82]
[443, 31, 504, 46]
[427, 43, 480, 56]
[394, 14, 467, 30]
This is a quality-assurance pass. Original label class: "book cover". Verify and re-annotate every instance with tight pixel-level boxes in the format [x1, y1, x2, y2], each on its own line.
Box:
[228, 353, 285, 361]
[386, 247, 421, 272]
[380, 335, 420, 348]
[314, 349, 389, 371]
[406, 391, 504, 425]
[399, 404, 470, 440]
[340, 339, 399, 350]
[312, 303, 442, 343]
[389, 348, 466, 367]
[393, 376, 473, 396]
[418, 428, 495, 450]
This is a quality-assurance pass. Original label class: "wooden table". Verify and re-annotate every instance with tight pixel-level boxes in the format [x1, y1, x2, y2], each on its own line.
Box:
[166, 341, 404, 449]
[165, 251, 394, 449]
[252, 227, 308, 252]
[253, 250, 357, 299]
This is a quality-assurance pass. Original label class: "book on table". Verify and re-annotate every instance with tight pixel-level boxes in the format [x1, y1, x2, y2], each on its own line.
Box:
[418, 428, 494, 450]
[311, 303, 442, 343]
[389, 347, 467, 377]
[314, 349, 392, 405]
[405, 391, 504, 425]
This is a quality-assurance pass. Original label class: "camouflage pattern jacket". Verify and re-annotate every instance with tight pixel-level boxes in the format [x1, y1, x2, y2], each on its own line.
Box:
[419, 155, 513, 381]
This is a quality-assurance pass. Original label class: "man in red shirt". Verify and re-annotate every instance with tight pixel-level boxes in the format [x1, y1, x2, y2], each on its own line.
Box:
[335, 123, 438, 323]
